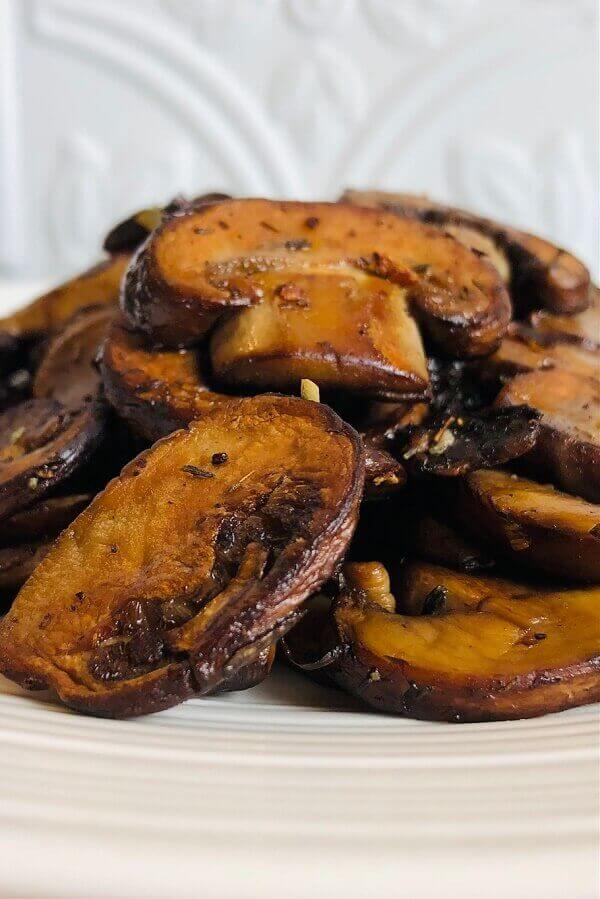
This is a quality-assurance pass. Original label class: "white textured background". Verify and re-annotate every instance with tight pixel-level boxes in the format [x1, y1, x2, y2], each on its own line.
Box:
[0, 0, 598, 281]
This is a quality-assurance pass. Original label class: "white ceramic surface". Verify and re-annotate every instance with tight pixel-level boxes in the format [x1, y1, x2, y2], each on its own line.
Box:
[1, 667, 599, 899]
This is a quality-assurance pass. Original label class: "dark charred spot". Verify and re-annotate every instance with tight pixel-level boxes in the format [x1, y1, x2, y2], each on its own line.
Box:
[284, 238, 311, 252]
[422, 586, 448, 615]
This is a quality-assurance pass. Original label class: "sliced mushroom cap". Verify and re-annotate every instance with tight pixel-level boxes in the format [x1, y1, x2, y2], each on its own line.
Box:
[122, 199, 510, 366]
[495, 368, 600, 503]
[483, 322, 597, 381]
[0, 255, 128, 341]
[530, 286, 599, 351]
[311, 561, 600, 722]
[0, 399, 103, 519]
[362, 442, 406, 499]
[102, 316, 229, 441]
[342, 190, 591, 315]
[0, 493, 91, 542]
[0, 307, 111, 519]
[410, 515, 495, 572]
[0, 395, 365, 717]
[401, 405, 540, 476]
[0, 543, 51, 592]
[103, 193, 232, 254]
[449, 468, 600, 582]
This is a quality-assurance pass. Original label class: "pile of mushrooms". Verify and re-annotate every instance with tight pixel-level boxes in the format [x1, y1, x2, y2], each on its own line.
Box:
[0, 192, 597, 721]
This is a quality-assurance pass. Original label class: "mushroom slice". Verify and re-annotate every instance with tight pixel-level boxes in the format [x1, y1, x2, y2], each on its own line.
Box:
[0, 307, 111, 519]
[495, 368, 600, 503]
[0, 395, 364, 717]
[0, 543, 51, 592]
[410, 516, 495, 572]
[449, 469, 600, 582]
[530, 286, 600, 351]
[103, 193, 232, 254]
[210, 269, 429, 400]
[342, 190, 591, 314]
[122, 199, 510, 360]
[362, 443, 406, 499]
[483, 322, 597, 381]
[316, 560, 600, 722]
[0, 494, 91, 542]
[0, 255, 128, 341]
[401, 405, 540, 476]
[102, 316, 229, 441]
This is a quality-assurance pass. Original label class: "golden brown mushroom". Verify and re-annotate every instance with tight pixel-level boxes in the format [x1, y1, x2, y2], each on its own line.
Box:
[0, 395, 364, 717]
[287, 561, 600, 722]
[342, 189, 591, 315]
[122, 200, 510, 384]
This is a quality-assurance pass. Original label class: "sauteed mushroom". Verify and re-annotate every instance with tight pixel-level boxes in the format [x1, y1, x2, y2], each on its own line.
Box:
[286, 561, 599, 722]
[0, 307, 111, 519]
[342, 190, 591, 315]
[0, 395, 364, 716]
[122, 199, 510, 370]
[449, 469, 600, 582]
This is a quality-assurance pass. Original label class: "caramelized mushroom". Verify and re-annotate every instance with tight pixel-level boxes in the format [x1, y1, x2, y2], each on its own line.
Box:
[449, 469, 600, 582]
[0, 307, 111, 519]
[0, 543, 51, 592]
[530, 285, 600, 351]
[102, 316, 229, 441]
[0, 255, 128, 341]
[0, 395, 364, 717]
[122, 199, 510, 370]
[291, 561, 599, 722]
[401, 405, 540, 476]
[483, 322, 597, 381]
[410, 515, 495, 572]
[495, 368, 600, 502]
[0, 493, 91, 542]
[103, 193, 231, 254]
[342, 190, 591, 315]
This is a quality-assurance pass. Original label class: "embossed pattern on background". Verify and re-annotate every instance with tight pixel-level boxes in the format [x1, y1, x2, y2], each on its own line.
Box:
[0, 0, 597, 280]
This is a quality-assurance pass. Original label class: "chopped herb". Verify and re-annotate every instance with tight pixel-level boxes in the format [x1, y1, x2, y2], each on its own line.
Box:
[534, 632, 547, 641]
[181, 465, 214, 479]
[305, 216, 319, 229]
[211, 452, 229, 465]
[110, 544, 118, 554]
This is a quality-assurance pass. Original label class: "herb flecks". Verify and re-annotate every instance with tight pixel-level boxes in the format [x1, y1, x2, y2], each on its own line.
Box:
[181, 465, 215, 479]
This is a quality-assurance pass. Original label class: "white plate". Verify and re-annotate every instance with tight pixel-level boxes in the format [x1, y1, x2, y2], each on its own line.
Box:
[1, 669, 598, 899]
[0, 282, 598, 899]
